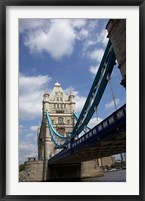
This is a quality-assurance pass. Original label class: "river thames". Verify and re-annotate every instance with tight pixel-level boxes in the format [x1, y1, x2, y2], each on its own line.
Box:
[48, 169, 126, 182]
[82, 169, 126, 182]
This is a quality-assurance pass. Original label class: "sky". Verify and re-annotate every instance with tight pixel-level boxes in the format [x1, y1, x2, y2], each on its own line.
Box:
[19, 18, 126, 164]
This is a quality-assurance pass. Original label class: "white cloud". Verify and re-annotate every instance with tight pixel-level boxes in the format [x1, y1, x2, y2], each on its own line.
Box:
[83, 40, 97, 52]
[19, 74, 51, 120]
[88, 20, 98, 31]
[19, 19, 50, 33]
[23, 19, 76, 60]
[77, 28, 89, 40]
[88, 117, 103, 129]
[30, 126, 38, 132]
[72, 19, 87, 29]
[20, 19, 104, 60]
[75, 95, 86, 114]
[88, 48, 104, 62]
[19, 124, 39, 164]
[89, 65, 99, 75]
[96, 29, 109, 46]
[19, 143, 37, 164]
[105, 99, 120, 110]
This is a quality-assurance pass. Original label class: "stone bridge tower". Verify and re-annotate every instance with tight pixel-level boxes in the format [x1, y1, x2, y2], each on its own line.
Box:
[37, 82, 75, 179]
[106, 19, 126, 88]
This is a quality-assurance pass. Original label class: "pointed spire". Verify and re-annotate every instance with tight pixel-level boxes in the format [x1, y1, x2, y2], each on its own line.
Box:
[44, 88, 49, 95]
[44, 82, 49, 95]
[69, 87, 74, 96]
[54, 81, 60, 87]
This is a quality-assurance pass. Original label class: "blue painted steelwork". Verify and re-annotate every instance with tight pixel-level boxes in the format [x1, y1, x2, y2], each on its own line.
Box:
[46, 111, 68, 139]
[45, 40, 117, 149]
[71, 40, 116, 138]
[45, 111, 69, 148]
[48, 104, 126, 165]
[71, 104, 126, 151]
[73, 112, 90, 131]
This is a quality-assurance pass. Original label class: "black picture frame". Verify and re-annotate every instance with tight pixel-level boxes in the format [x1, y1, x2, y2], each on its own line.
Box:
[0, 0, 145, 200]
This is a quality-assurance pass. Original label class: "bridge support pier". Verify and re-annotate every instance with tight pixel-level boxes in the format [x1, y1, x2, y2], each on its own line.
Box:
[46, 160, 104, 181]
[81, 160, 104, 178]
[47, 163, 81, 181]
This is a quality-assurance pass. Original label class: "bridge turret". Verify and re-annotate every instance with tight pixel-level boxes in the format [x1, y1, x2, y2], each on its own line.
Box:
[43, 88, 49, 115]
[68, 87, 75, 113]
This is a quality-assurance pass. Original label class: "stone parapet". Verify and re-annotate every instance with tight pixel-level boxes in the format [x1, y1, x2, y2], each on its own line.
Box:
[19, 160, 44, 182]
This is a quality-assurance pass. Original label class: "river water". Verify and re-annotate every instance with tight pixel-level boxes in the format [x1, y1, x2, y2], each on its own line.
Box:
[82, 169, 126, 182]
[48, 169, 126, 182]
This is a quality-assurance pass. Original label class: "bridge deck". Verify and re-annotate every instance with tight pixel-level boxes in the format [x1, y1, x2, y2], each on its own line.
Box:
[48, 104, 126, 165]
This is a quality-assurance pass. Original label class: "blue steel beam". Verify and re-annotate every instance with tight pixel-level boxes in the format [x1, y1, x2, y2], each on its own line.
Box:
[46, 111, 67, 139]
[71, 47, 116, 138]
[73, 112, 90, 131]
[48, 104, 126, 165]
[71, 40, 112, 138]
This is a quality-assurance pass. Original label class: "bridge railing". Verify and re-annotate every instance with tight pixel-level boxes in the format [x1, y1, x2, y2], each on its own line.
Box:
[67, 104, 126, 151]
[48, 104, 126, 164]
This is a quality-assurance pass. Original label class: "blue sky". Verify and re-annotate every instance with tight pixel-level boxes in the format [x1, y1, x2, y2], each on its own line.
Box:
[19, 18, 126, 164]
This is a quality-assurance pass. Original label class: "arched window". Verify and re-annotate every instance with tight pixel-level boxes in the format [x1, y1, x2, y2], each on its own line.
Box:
[58, 117, 63, 124]
[67, 119, 70, 124]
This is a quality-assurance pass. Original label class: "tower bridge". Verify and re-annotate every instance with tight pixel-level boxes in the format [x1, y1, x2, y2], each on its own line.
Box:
[20, 19, 126, 182]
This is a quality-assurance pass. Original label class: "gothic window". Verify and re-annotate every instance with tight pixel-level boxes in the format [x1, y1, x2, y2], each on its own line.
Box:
[67, 119, 70, 124]
[58, 117, 63, 124]
[57, 97, 59, 101]
[60, 97, 62, 102]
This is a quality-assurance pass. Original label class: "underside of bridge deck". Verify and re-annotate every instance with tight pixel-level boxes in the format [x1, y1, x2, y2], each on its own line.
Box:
[48, 130, 126, 165]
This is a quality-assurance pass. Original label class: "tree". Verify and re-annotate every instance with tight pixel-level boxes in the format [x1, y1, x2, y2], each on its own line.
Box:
[19, 164, 25, 172]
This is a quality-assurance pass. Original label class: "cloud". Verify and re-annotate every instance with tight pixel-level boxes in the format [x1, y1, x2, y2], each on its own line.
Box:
[96, 29, 109, 46]
[88, 20, 99, 31]
[82, 40, 97, 52]
[19, 143, 37, 164]
[77, 28, 89, 40]
[19, 124, 39, 164]
[89, 65, 99, 75]
[23, 19, 76, 60]
[19, 19, 50, 33]
[20, 19, 104, 60]
[88, 117, 103, 129]
[88, 48, 104, 62]
[105, 99, 120, 110]
[30, 126, 39, 132]
[19, 74, 51, 120]
[72, 19, 87, 29]
[75, 95, 86, 114]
